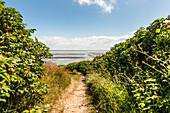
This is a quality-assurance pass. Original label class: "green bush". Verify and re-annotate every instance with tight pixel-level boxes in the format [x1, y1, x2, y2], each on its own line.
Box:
[91, 15, 170, 112]
[86, 73, 135, 113]
[66, 60, 93, 74]
[66, 15, 170, 112]
[0, 1, 52, 112]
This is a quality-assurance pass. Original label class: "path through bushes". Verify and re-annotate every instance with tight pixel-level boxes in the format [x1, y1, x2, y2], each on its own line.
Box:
[50, 75, 90, 113]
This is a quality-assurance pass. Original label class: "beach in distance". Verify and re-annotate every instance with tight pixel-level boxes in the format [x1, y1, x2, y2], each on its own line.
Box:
[44, 50, 107, 65]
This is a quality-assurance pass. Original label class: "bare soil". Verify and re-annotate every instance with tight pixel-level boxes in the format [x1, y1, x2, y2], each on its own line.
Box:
[50, 76, 90, 113]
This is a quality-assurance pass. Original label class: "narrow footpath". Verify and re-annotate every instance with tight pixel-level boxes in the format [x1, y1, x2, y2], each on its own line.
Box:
[50, 75, 90, 113]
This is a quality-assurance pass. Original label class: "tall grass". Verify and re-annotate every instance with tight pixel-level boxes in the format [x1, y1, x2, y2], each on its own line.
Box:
[40, 63, 71, 111]
[86, 73, 136, 113]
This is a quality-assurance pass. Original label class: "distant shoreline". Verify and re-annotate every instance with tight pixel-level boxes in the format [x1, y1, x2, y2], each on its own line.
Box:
[45, 50, 107, 65]
[50, 50, 108, 51]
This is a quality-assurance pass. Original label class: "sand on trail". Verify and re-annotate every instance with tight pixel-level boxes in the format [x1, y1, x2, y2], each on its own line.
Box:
[50, 75, 90, 113]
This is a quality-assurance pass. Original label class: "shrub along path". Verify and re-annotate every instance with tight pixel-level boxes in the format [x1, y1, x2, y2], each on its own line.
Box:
[50, 74, 90, 113]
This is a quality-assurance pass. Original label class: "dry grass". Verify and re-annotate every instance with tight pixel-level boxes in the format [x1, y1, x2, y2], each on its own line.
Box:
[40, 63, 71, 112]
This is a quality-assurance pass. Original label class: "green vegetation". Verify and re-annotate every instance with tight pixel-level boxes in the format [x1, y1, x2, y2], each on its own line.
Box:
[0, 1, 52, 112]
[86, 73, 135, 113]
[69, 70, 82, 81]
[66, 15, 170, 112]
[0, 1, 169, 112]
[66, 60, 93, 75]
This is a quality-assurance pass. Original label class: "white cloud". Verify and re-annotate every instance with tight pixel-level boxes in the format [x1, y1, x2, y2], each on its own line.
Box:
[74, 0, 116, 13]
[37, 33, 133, 50]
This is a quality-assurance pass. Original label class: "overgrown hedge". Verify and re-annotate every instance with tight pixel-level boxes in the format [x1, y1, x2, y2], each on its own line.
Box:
[66, 15, 170, 112]
[66, 60, 93, 74]
[0, 2, 52, 112]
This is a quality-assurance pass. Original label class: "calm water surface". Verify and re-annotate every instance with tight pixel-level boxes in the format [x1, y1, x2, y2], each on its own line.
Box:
[44, 50, 107, 65]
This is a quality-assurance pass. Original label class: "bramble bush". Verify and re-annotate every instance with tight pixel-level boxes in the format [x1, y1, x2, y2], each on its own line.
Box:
[66, 15, 170, 112]
[91, 15, 170, 112]
[66, 60, 93, 75]
[0, 1, 52, 112]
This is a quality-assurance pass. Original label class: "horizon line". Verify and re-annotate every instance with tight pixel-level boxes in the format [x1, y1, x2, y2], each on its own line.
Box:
[49, 50, 109, 51]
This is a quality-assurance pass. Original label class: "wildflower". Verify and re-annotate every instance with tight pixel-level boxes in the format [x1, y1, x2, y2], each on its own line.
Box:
[141, 86, 144, 89]
[142, 61, 145, 64]
[112, 50, 114, 52]
[162, 69, 165, 72]
[161, 75, 164, 77]
[89, 65, 92, 67]
[104, 69, 107, 71]
[129, 41, 131, 44]
[132, 48, 135, 51]
[152, 55, 158, 58]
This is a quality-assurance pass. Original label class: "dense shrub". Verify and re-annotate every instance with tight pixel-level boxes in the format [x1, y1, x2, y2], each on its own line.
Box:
[0, 1, 52, 112]
[66, 60, 93, 74]
[86, 73, 135, 113]
[66, 15, 170, 112]
[91, 15, 170, 112]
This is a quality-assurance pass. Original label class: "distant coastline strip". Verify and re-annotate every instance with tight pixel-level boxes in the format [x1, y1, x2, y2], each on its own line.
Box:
[50, 57, 86, 59]
[51, 53, 86, 55]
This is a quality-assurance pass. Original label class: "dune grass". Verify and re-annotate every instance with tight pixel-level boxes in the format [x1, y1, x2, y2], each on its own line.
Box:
[40, 63, 71, 112]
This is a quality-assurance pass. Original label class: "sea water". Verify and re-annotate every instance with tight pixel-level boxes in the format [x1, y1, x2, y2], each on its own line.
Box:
[44, 50, 107, 65]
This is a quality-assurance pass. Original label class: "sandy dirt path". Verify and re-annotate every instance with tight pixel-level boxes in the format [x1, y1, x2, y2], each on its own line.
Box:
[50, 75, 90, 113]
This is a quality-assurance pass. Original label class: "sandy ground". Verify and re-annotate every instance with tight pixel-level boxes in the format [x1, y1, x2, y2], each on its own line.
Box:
[50, 76, 90, 113]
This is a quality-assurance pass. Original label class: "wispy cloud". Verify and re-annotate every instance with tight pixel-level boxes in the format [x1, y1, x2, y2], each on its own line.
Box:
[74, 0, 116, 13]
[38, 33, 133, 50]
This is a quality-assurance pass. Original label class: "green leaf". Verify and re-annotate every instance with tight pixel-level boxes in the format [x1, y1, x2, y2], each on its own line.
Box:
[0, 98, 6, 102]
[156, 29, 161, 33]
[22, 110, 29, 113]
[138, 103, 145, 108]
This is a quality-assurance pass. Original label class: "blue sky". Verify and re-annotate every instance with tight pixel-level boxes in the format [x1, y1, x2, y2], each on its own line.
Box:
[4, 0, 170, 50]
